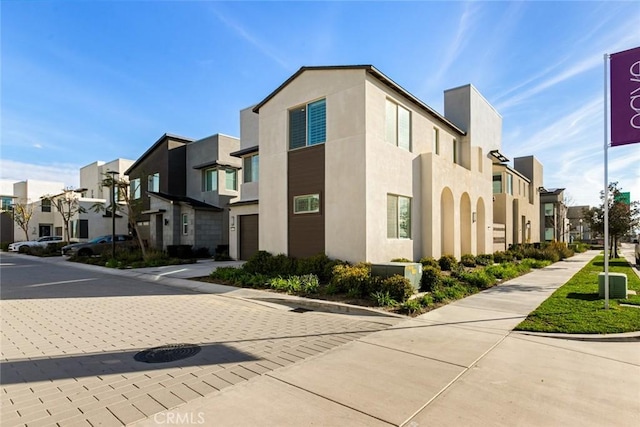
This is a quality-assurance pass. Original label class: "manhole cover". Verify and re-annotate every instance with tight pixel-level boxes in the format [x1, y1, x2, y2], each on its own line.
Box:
[134, 343, 201, 363]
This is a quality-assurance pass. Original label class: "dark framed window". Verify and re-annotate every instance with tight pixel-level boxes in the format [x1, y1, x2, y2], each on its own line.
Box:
[289, 99, 326, 150]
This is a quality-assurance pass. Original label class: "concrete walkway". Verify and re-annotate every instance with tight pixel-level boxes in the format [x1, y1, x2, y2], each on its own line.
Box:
[3, 249, 639, 426]
[125, 249, 638, 427]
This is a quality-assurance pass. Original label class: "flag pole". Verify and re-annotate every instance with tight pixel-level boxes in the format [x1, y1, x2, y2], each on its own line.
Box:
[603, 53, 610, 310]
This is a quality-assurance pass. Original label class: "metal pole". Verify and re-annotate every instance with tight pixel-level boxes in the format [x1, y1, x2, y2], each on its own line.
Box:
[603, 53, 610, 310]
[107, 171, 119, 259]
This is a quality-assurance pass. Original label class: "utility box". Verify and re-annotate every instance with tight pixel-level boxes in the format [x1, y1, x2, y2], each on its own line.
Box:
[598, 272, 628, 299]
[371, 262, 423, 291]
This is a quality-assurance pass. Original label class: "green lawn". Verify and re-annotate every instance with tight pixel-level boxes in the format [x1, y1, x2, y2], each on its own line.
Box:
[515, 256, 640, 334]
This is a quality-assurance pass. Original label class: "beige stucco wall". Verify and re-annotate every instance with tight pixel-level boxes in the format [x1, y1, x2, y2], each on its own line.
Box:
[258, 68, 499, 263]
[228, 203, 259, 260]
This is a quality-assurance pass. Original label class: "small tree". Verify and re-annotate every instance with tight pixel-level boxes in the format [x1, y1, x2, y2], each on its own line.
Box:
[11, 200, 34, 241]
[42, 188, 86, 242]
[94, 174, 147, 259]
[583, 182, 639, 258]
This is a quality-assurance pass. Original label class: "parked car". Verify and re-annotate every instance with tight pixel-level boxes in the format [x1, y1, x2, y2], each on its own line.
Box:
[61, 235, 136, 257]
[8, 236, 63, 253]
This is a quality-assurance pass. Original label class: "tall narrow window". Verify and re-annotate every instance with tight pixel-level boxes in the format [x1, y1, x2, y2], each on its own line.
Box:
[243, 154, 259, 183]
[289, 99, 326, 149]
[147, 173, 159, 192]
[203, 168, 217, 192]
[453, 139, 459, 164]
[182, 213, 188, 235]
[41, 199, 51, 212]
[225, 169, 237, 191]
[387, 194, 412, 239]
[433, 128, 440, 155]
[506, 173, 513, 195]
[385, 99, 411, 151]
[492, 174, 502, 193]
[130, 178, 141, 200]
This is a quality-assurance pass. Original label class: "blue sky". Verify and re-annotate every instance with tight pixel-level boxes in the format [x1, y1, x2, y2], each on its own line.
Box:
[1, 0, 639, 207]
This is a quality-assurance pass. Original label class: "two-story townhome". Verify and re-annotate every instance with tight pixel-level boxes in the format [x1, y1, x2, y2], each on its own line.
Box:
[236, 65, 501, 263]
[228, 107, 260, 260]
[491, 154, 543, 251]
[126, 133, 241, 254]
[540, 188, 569, 242]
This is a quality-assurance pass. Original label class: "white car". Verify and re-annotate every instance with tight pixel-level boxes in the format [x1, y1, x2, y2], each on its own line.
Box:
[8, 236, 63, 253]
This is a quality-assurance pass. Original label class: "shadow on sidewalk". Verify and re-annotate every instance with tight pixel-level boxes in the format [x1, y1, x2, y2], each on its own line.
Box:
[0, 343, 258, 385]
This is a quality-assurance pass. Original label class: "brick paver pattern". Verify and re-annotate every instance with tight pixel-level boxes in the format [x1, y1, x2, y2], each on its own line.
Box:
[1, 293, 399, 426]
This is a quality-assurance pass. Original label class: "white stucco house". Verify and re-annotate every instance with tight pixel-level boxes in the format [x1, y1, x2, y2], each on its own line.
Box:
[229, 65, 504, 263]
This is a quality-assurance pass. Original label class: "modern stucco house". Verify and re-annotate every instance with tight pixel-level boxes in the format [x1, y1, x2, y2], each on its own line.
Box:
[125, 133, 240, 254]
[230, 65, 503, 263]
[540, 188, 569, 242]
[491, 155, 543, 251]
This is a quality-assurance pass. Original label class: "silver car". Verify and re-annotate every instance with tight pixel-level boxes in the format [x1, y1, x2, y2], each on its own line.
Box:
[61, 235, 136, 257]
[8, 236, 63, 253]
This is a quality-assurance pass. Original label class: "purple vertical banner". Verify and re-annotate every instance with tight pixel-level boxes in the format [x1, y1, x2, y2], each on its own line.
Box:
[611, 46, 640, 147]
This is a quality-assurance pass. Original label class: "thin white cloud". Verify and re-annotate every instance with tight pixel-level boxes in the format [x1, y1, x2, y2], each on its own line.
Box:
[210, 6, 290, 70]
[429, 2, 480, 87]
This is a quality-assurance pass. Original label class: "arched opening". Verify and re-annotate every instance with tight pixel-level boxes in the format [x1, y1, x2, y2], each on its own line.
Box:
[440, 188, 455, 256]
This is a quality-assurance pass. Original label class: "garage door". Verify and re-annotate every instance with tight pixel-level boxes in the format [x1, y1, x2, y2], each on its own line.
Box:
[239, 214, 259, 261]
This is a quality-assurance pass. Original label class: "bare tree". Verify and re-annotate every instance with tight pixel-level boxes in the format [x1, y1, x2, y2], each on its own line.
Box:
[93, 174, 147, 259]
[42, 188, 86, 242]
[11, 200, 34, 241]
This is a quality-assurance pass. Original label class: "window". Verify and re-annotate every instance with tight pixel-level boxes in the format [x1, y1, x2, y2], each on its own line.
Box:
[147, 173, 159, 193]
[492, 174, 502, 193]
[130, 178, 141, 200]
[453, 139, 459, 164]
[203, 168, 217, 192]
[506, 173, 513, 195]
[243, 154, 259, 183]
[545, 227, 554, 241]
[1, 196, 12, 211]
[544, 203, 554, 216]
[385, 99, 411, 151]
[79, 219, 88, 239]
[387, 194, 411, 239]
[293, 194, 320, 214]
[433, 128, 440, 155]
[225, 169, 237, 191]
[289, 99, 326, 149]
[41, 199, 51, 212]
[182, 213, 188, 235]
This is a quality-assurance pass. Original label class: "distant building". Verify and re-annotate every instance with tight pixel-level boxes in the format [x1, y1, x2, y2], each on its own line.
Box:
[540, 188, 569, 242]
[567, 205, 591, 242]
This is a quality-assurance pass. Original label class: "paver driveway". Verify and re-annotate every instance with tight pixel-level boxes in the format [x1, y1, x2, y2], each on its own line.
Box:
[0, 254, 400, 426]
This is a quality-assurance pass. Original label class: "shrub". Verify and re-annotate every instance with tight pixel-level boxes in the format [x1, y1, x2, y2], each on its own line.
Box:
[372, 291, 397, 307]
[475, 254, 494, 266]
[460, 254, 476, 267]
[520, 258, 551, 269]
[438, 254, 458, 271]
[243, 251, 295, 276]
[493, 251, 515, 264]
[391, 257, 412, 262]
[0, 242, 9, 251]
[330, 263, 372, 296]
[419, 257, 440, 269]
[379, 275, 414, 302]
[420, 266, 441, 292]
[210, 267, 249, 285]
[442, 282, 469, 300]
[420, 294, 434, 307]
[399, 299, 422, 315]
[299, 274, 320, 294]
[296, 253, 343, 283]
[485, 263, 520, 281]
[458, 270, 495, 289]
